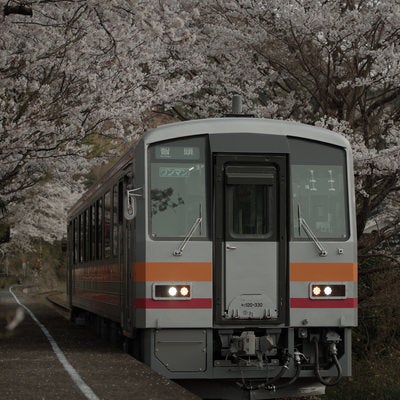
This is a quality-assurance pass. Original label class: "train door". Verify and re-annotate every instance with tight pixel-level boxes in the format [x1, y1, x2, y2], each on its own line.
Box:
[214, 155, 287, 324]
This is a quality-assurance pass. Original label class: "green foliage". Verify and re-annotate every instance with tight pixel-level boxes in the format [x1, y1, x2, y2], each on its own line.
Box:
[357, 257, 400, 354]
[82, 132, 117, 159]
[0, 223, 10, 244]
[7, 239, 66, 285]
[0, 198, 6, 216]
[0, 275, 18, 289]
[326, 255, 400, 399]
[326, 356, 400, 400]
[80, 132, 127, 189]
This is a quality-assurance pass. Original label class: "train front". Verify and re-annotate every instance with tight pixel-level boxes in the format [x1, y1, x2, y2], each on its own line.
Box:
[131, 118, 357, 399]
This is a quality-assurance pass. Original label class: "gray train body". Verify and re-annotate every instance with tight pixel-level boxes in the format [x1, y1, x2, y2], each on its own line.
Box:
[67, 118, 357, 399]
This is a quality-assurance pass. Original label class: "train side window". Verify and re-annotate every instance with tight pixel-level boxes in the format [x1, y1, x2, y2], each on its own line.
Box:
[79, 213, 84, 263]
[118, 181, 124, 224]
[104, 191, 111, 259]
[96, 198, 103, 259]
[84, 209, 90, 262]
[113, 184, 118, 257]
[90, 205, 96, 260]
[73, 218, 78, 264]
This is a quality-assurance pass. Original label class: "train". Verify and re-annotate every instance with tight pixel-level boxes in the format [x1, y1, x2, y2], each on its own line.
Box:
[67, 111, 357, 399]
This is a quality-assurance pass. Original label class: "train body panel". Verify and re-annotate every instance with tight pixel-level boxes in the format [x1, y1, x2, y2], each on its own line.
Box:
[133, 239, 213, 328]
[289, 240, 357, 327]
[67, 117, 357, 399]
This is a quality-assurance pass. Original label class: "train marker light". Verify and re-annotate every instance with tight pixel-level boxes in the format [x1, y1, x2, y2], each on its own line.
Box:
[180, 286, 190, 297]
[153, 283, 192, 300]
[310, 283, 346, 299]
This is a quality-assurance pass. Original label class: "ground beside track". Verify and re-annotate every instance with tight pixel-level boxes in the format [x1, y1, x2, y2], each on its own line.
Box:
[0, 286, 200, 400]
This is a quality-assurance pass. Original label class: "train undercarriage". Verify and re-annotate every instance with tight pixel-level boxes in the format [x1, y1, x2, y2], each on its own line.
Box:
[72, 306, 350, 400]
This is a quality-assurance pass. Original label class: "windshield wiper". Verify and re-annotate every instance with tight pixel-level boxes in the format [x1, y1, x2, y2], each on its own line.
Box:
[297, 205, 328, 257]
[173, 205, 202, 256]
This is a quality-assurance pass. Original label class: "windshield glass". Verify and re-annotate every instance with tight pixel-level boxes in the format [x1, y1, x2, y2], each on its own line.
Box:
[149, 136, 208, 239]
[292, 165, 347, 239]
[290, 139, 349, 240]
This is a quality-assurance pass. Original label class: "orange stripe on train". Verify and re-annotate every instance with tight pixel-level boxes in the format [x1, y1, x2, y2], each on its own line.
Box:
[75, 263, 121, 281]
[134, 262, 212, 282]
[290, 262, 357, 282]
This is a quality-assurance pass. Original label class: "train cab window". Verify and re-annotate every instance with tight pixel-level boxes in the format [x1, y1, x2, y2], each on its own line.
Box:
[290, 139, 349, 240]
[149, 136, 208, 239]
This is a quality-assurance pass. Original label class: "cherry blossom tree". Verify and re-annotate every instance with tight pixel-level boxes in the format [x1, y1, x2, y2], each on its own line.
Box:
[0, 0, 202, 248]
[1, 0, 399, 259]
[179, 0, 400, 258]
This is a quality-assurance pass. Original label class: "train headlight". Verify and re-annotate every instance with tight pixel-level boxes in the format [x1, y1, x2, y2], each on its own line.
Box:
[153, 283, 192, 300]
[310, 283, 346, 299]
[324, 286, 333, 296]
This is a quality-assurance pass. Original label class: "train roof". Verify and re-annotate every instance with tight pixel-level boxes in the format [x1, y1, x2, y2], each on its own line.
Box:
[68, 117, 350, 218]
[140, 117, 350, 148]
